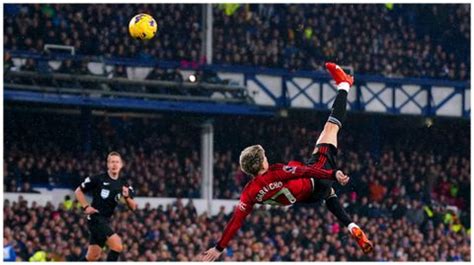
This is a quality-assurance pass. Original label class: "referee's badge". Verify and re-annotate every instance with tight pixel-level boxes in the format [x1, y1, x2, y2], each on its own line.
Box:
[100, 189, 110, 199]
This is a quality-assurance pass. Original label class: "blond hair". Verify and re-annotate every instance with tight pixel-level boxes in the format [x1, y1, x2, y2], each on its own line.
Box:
[239, 145, 265, 176]
[107, 151, 122, 161]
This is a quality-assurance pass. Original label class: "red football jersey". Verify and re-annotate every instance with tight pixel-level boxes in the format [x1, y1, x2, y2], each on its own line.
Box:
[216, 163, 335, 250]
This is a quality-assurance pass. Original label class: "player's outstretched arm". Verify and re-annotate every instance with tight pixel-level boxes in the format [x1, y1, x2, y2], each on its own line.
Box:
[196, 199, 254, 261]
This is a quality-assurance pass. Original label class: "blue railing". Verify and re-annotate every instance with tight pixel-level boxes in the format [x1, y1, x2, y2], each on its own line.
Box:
[4, 50, 471, 118]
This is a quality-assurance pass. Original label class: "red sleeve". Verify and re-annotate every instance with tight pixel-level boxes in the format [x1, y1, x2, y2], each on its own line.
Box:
[271, 164, 335, 181]
[216, 192, 254, 250]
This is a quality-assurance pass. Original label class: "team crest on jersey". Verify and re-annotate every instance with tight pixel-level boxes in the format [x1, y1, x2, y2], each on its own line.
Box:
[100, 189, 110, 199]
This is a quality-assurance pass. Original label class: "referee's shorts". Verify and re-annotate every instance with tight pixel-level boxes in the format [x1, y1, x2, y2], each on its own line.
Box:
[87, 214, 115, 247]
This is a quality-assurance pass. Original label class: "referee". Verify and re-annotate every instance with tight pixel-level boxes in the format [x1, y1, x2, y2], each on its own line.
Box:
[75, 151, 137, 261]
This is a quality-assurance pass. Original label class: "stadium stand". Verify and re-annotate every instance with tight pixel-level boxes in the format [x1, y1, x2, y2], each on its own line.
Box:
[4, 4, 470, 80]
[4, 111, 470, 261]
[4, 194, 470, 261]
[4, 111, 202, 198]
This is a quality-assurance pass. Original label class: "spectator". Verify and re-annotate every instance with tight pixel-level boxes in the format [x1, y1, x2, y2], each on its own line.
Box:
[19, 182, 40, 194]
[3, 237, 17, 262]
[369, 179, 387, 203]
[65, 246, 83, 261]
[63, 195, 73, 211]
[57, 59, 76, 74]
[147, 67, 165, 81]
[162, 67, 183, 82]
[200, 68, 227, 84]
[21, 58, 36, 72]
[406, 200, 425, 226]
[4, 52, 14, 73]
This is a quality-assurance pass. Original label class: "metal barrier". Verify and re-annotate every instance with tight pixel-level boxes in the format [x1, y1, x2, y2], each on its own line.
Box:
[5, 71, 250, 104]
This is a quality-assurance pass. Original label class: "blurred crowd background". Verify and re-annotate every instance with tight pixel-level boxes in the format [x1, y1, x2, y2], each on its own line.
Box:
[4, 195, 470, 261]
[4, 110, 471, 261]
[4, 4, 470, 80]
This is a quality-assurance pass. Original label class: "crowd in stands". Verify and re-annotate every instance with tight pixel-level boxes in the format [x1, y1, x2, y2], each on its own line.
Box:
[4, 4, 202, 62]
[5, 111, 470, 212]
[4, 4, 470, 80]
[4, 194, 470, 261]
[5, 110, 471, 242]
[6, 111, 470, 204]
[212, 115, 470, 214]
[213, 4, 470, 80]
[4, 112, 202, 198]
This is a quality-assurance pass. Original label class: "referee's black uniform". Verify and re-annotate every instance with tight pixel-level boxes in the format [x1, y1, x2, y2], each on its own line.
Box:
[79, 173, 134, 247]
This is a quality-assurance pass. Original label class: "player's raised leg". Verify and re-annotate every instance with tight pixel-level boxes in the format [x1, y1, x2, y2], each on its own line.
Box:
[316, 62, 373, 254]
[314, 62, 353, 150]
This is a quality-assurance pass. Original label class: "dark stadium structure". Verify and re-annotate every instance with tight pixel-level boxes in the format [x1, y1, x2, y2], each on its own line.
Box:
[3, 3, 470, 262]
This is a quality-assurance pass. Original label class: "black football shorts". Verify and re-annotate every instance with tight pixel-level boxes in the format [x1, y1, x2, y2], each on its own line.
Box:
[304, 143, 338, 203]
[87, 215, 115, 247]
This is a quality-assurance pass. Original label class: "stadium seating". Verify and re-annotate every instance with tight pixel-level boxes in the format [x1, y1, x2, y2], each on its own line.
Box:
[5, 111, 470, 210]
[4, 4, 470, 80]
[4, 112, 470, 260]
[4, 112, 202, 198]
[3, 195, 470, 261]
